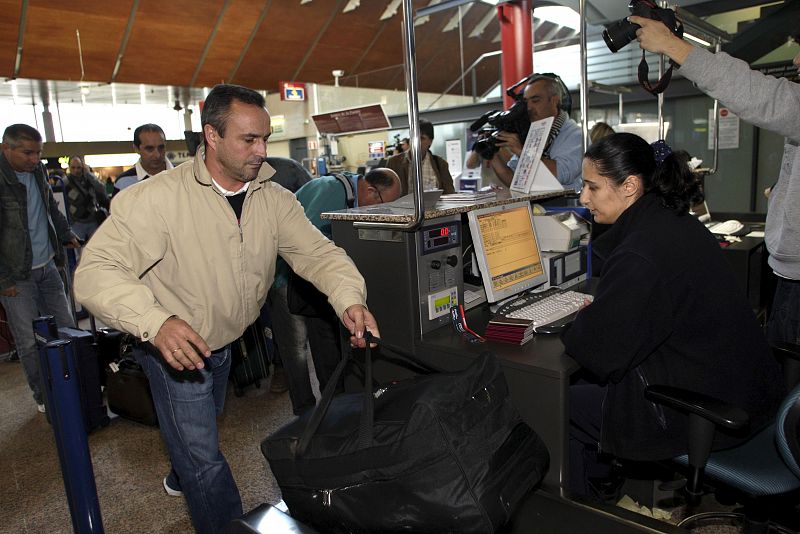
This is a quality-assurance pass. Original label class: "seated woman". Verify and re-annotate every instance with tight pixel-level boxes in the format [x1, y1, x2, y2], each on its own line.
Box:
[564, 133, 784, 498]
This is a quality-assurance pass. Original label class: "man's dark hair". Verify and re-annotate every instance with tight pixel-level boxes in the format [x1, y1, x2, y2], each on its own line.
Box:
[364, 168, 397, 192]
[133, 123, 165, 148]
[202, 84, 266, 137]
[3, 124, 42, 148]
[419, 119, 435, 140]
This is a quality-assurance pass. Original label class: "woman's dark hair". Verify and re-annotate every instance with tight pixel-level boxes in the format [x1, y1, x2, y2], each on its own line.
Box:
[584, 132, 703, 213]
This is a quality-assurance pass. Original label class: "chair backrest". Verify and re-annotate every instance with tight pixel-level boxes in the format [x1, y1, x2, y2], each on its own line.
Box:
[776, 384, 800, 479]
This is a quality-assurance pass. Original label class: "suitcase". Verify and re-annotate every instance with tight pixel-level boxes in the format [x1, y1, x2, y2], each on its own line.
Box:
[95, 327, 126, 386]
[56, 327, 111, 433]
[230, 317, 271, 397]
[106, 356, 158, 426]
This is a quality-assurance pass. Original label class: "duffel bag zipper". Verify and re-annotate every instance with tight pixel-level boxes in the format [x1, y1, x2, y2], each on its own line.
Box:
[319, 481, 371, 507]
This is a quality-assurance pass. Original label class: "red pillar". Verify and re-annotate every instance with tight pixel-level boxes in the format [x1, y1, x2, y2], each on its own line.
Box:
[498, 0, 533, 110]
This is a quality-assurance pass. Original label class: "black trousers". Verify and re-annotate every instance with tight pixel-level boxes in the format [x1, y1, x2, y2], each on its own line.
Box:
[569, 381, 612, 497]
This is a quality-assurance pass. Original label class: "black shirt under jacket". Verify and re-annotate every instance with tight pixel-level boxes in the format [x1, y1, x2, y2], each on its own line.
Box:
[563, 192, 783, 461]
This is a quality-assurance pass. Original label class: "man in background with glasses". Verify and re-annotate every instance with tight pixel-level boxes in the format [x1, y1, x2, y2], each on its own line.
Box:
[269, 167, 401, 416]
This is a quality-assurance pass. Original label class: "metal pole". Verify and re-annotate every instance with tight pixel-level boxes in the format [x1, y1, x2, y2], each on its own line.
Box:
[579, 0, 589, 152]
[707, 39, 721, 176]
[357, 0, 424, 230]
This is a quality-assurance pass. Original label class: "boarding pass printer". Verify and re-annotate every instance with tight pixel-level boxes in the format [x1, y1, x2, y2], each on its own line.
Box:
[534, 212, 591, 290]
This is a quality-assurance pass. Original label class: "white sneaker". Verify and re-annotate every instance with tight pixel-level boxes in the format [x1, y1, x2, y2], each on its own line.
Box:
[163, 476, 183, 497]
[37, 403, 46, 413]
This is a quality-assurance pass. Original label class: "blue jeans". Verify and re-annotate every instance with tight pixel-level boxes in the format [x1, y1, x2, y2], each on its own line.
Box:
[0, 261, 75, 403]
[767, 277, 800, 346]
[134, 343, 242, 534]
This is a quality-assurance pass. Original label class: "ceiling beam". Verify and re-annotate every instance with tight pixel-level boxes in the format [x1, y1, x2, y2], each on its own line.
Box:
[111, 0, 140, 82]
[190, 0, 232, 87]
[290, 0, 346, 81]
[229, 0, 274, 84]
[721, 1, 800, 62]
[13, 0, 29, 78]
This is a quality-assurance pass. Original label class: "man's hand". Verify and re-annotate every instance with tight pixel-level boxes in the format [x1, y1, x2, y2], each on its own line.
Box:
[630, 16, 693, 65]
[152, 316, 212, 371]
[342, 305, 380, 349]
[64, 236, 82, 249]
[494, 131, 523, 157]
[0, 286, 17, 297]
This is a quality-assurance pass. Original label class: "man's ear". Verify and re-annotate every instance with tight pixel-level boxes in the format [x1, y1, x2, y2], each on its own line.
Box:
[203, 124, 217, 150]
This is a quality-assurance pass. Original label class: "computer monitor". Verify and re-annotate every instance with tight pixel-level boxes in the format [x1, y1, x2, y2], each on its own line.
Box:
[466, 201, 547, 303]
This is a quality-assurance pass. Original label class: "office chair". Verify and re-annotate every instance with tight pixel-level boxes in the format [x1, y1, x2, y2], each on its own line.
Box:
[644, 345, 800, 533]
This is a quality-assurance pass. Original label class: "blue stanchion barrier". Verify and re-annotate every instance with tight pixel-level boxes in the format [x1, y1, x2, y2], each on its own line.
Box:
[39, 339, 105, 533]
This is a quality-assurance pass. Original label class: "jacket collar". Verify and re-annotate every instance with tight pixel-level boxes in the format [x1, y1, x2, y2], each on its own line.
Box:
[192, 144, 276, 189]
[592, 192, 661, 261]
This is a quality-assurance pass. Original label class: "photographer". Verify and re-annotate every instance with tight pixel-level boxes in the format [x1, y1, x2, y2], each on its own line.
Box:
[487, 75, 583, 191]
[632, 18, 800, 348]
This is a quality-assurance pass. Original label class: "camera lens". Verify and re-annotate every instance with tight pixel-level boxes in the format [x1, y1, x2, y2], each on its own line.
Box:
[602, 18, 639, 53]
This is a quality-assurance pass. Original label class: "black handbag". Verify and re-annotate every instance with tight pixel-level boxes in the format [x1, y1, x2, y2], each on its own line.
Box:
[261, 335, 549, 533]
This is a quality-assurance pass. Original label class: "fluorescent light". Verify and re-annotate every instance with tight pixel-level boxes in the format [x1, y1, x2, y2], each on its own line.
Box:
[684, 32, 712, 47]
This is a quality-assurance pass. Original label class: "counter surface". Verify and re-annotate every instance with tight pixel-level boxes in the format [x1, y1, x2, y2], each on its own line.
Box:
[321, 189, 570, 222]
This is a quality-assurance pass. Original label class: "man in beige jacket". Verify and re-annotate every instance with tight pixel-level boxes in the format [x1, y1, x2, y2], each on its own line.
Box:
[74, 84, 379, 534]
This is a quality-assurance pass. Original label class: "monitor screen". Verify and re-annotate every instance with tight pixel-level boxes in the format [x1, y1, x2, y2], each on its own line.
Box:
[466, 201, 547, 303]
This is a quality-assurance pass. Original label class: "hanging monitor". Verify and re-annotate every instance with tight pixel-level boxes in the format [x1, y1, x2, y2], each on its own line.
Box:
[467, 201, 547, 303]
[311, 104, 391, 136]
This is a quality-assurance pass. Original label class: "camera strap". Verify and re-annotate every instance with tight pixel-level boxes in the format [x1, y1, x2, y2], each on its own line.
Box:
[637, 10, 683, 96]
[637, 52, 676, 95]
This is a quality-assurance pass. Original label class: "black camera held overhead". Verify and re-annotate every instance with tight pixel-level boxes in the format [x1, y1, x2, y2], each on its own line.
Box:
[469, 73, 571, 161]
[602, 0, 683, 96]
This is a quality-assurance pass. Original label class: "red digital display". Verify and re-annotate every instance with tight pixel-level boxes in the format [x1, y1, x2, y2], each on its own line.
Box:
[440, 227, 450, 237]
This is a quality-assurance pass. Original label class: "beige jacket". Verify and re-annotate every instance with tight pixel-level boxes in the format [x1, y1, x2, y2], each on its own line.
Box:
[74, 148, 366, 350]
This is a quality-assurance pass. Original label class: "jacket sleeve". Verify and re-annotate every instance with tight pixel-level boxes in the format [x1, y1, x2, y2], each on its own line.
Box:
[562, 250, 673, 384]
[274, 192, 367, 319]
[680, 48, 800, 143]
[73, 188, 173, 342]
[436, 157, 456, 194]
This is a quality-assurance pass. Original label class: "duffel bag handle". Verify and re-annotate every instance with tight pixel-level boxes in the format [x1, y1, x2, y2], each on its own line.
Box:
[297, 331, 378, 457]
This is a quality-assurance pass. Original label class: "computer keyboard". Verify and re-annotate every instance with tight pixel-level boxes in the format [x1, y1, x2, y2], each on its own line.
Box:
[496, 288, 593, 328]
[708, 219, 745, 236]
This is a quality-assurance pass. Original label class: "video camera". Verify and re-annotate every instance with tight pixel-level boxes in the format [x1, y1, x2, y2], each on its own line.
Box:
[469, 73, 571, 161]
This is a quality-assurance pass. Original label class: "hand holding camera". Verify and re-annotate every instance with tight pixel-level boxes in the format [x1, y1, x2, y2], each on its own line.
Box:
[602, 0, 684, 95]
[629, 15, 694, 66]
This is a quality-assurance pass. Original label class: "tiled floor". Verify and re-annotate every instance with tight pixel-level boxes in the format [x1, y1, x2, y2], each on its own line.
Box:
[0, 358, 293, 533]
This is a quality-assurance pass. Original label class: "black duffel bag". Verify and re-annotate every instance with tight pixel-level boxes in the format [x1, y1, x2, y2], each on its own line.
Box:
[261, 334, 549, 533]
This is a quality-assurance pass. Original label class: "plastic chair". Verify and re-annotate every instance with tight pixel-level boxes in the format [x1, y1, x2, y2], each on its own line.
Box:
[644, 375, 800, 533]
